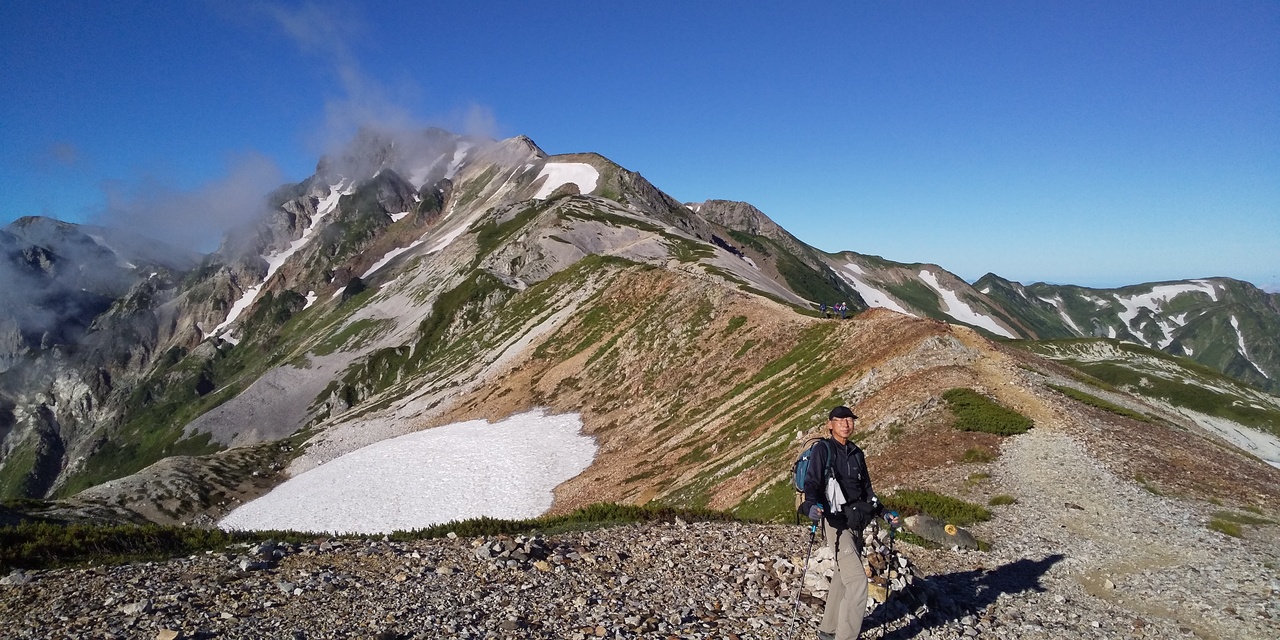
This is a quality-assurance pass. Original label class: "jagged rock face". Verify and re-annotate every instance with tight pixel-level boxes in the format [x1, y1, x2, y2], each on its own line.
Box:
[691, 199, 777, 237]
[0, 220, 208, 500]
[315, 127, 477, 189]
[0, 226, 122, 363]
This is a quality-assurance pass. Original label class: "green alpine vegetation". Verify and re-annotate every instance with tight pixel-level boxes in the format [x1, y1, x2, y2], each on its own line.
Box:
[1023, 339, 1280, 438]
[882, 489, 992, 526]
[0, 503, 752, 571]
[1047, 384, 1151, 422]
[942, 388, 1033, 435]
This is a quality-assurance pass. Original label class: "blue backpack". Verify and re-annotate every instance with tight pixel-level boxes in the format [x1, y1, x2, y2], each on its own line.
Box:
[791, 437, 834, 494]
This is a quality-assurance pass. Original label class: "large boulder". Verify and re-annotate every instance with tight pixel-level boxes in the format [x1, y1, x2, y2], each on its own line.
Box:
[904, 513, 981, 550]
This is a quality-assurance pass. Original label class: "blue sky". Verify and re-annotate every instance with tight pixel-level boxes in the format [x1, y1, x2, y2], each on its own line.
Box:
[2, 1, 1277, 290]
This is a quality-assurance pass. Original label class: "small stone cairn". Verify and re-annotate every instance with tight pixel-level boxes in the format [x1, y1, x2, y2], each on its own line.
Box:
[472, 533, 625, 572]
[803, 519, 921, 615]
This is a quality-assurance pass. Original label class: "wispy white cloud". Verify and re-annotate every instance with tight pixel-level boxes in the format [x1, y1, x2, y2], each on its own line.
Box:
[265, 2, 503, 151]
[94, 152, 284, 252]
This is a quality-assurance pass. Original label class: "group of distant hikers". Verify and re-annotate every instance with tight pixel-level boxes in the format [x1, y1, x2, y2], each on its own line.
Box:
[819, 302, 851, 319]
[794, 405, 900, 640]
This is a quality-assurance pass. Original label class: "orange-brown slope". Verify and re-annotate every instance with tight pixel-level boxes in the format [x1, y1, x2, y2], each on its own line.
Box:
[427, 264, 1279, 519]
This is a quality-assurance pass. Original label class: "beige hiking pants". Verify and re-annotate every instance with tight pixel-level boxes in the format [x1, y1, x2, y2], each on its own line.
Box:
[819, 521, 868, 640]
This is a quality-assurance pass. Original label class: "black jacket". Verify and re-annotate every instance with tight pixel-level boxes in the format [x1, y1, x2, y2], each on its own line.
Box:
[797, 437, 879, 531]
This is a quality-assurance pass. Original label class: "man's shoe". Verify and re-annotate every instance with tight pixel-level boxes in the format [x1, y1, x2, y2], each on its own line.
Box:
[817, 632, 835, 640]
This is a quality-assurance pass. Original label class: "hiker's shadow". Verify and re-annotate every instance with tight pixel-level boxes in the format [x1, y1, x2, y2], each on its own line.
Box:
[871, 553, 1066, 639]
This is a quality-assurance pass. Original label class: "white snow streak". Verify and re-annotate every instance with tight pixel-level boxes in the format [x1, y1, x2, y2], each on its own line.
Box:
[839, 264, 913, 316]
[1040, 295, 1084, 336]
[303, 291, 318, 309]
[206, 184, 346, 339]
[389, 211, 411, 223]
[426, 223, 470, 254]
[1231, 316, 1270, 379]
[1114, 282, 1218, 329]
[1084, 295, 1109, 309]
[1110, 282, 1217, 348]
[917, 270, 1015, 338]
[1172, 406, 1280, 469]
[742, 256, 759, 270]
[219, 409, 597, 534]
[361, 240, 424, 279]
[408, 157, 443, 188]
[532, 162, 599, 199]
[444, 143, 472, 180]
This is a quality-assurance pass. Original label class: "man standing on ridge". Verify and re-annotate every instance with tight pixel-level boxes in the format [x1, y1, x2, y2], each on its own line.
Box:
[798, 405, 889, 640]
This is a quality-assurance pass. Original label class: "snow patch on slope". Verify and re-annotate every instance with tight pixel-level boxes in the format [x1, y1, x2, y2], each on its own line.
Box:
[533, 162, 599, 199]
[1114, 282, 1218, 328]
[444, 143, 472, 180]
[839, 264, 913, 316]
[918, 270, 1015, 338]
[1039, 295, 1084, 336]
[219, 409, 596, 534]
[408, 156, 443, 188]
[1231, 316, 1270, 379]
[1169, 405, 1280, 469]
[206, 184, 348, 340]
[361, 240, 425, 279]
[426, 222, 471, 254]
[1110, 282, 1218, 348]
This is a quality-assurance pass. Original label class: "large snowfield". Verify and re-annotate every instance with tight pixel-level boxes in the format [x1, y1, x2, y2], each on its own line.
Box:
[219, 409, 597, 534]
[839, 263, 914, 315]
[532, 162, 598, 199]
[918, 270, 1017, 338]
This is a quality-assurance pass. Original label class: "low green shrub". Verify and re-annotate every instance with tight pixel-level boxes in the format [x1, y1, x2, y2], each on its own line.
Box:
[942, 389, 1033, 435]
[893, 530, 939, 549]
[1047, 384, 1150, 422]
[1135, 473, 1163, 496]
[1211, 511, 1276, 526]
[960, 447, 996, 463]
[1208, 518, 1242, 538]
[390, 502, 750, 539]
[989, 495, 1017, 506]
[0, 522, 307, 570]
[2, 503, 753, 571]
[882, 489, 992, 526]
[724, 315, 748, 335]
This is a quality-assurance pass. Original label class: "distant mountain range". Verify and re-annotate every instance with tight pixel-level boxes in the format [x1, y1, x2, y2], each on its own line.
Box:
[679, 199, 1279, 392]
[0, 127, 1275, 526]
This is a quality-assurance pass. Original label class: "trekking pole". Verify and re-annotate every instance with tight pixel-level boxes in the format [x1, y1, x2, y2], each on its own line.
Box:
[874, 512, 900, 638]
[788, 518, 820, 640]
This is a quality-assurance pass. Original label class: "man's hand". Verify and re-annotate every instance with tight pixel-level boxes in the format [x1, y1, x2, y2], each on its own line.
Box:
[883, 510, 900, 528]
[807, 505, 824, 522]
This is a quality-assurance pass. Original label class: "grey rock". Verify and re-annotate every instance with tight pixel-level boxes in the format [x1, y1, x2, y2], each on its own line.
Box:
[902, 514, 981, 550]
[0, 570, 32, 586]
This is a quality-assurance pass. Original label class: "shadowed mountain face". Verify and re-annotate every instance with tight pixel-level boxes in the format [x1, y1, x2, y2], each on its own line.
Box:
[0, 128, 1275, 539]
[0, 217, 203, 369]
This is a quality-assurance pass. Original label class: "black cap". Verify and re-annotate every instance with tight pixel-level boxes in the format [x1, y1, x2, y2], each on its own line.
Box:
[828, 405, 858, 420]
